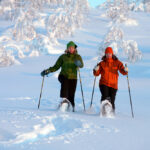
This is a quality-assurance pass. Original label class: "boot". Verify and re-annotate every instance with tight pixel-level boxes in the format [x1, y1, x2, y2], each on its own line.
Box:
[59, 98, 70, 112]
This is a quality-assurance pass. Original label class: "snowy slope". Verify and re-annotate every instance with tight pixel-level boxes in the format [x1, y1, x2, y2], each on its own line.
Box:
[0, 8, 150, 150]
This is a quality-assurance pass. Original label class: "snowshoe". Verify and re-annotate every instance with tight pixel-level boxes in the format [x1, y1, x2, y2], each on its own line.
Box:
[100, 99, 115, 118]
[59, 98, 71, 112]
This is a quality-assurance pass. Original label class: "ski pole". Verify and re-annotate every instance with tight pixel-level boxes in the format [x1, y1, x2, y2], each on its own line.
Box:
[38, 76, 45, 109]
[125, 64, 134, 118]
[78, 68, 86, 111]
[90, 76, 96, 108]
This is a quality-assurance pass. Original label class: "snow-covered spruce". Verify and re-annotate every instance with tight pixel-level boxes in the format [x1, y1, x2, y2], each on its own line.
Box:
[98, 0, 142, 63]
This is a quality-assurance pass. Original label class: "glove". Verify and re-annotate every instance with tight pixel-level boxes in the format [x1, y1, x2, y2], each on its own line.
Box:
[124, 66, 128, 72]
[93, 65, 99, 71]
[41, 69, 49, 77]
[74, 60, 82, 67]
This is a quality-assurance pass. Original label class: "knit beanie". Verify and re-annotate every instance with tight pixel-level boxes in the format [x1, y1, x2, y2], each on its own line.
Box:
[67, 41, 77, 49]
[105, 47, 113, 54]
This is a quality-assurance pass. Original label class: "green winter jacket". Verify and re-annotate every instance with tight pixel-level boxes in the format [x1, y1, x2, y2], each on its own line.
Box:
[48, 52, 83, 79]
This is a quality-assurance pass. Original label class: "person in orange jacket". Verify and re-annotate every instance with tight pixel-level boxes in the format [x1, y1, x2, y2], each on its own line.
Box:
[93, 47, 128, 113]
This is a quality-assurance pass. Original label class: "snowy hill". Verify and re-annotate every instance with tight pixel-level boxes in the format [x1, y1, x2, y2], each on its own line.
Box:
[0, 8, 150, 150]
[97, 1, 150, 12]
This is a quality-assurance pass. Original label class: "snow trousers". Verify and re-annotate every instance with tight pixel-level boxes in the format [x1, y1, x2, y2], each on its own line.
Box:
[58, 75, 77, 108]
[99, 84, 117, 110]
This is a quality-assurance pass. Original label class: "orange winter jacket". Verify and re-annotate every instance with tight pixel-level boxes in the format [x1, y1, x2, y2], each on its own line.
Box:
[93, 58, 127, 89]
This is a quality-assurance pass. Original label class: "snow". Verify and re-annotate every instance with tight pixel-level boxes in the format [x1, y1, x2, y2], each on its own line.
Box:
[0, 0, 89, 66]
[0, 7, 150, 150]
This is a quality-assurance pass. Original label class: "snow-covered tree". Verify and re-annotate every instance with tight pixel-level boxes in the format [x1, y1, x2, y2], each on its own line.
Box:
[128, 0, 150, 12]
[0, 0, 89, 67]
[99, 0, 142, 63]
[145, 1, 150, 12]
[46, 0, 89, 45]
[0, 34, 26, 66]
[0, 46, 20, 67]
[0, 0, 89, 43]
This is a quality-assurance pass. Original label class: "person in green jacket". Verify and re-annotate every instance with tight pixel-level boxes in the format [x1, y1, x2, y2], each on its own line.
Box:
[41, 41, 84, 112]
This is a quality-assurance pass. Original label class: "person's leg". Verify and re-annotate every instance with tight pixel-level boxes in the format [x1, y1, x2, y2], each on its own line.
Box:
[68, 79, 77, 111]
[100, 85, 111, 116]
[58, 75, 69, 98]
[109, 87, 117, 110]
[99, 84, 110, 102]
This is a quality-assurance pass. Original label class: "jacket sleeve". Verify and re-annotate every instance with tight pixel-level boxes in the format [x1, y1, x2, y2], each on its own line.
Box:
[48, 55, 63, 72]
[118, 60, 128, 75]
[93, 62, 101, 76]
[76, 55, 84, 68]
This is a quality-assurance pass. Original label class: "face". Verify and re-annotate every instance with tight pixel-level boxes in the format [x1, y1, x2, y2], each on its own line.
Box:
[106, 53, 112, 59]
[68, 46, 75, 54]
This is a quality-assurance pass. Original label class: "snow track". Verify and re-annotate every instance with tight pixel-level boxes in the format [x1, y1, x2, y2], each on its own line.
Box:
[0, 97, 120, 147]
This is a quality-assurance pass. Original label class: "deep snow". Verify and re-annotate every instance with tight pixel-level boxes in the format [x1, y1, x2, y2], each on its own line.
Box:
[0, 8, 150, 150]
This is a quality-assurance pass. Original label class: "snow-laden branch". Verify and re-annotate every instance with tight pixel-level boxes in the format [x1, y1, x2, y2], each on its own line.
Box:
[99, 0, 142, 63]
[0, 0, 89, 67]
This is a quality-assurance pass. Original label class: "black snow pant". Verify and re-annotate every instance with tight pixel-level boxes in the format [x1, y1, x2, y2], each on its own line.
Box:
[58, 75, 77, 108]
[99, 84, 117, 110]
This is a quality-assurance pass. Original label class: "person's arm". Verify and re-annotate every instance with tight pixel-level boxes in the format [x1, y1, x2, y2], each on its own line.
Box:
[93, 63, 101, 76]
[41, 55, 63, 76]
[74, 55, 84, 68]
[118, 61, 128, 75]
[48, 55, 63, 72]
